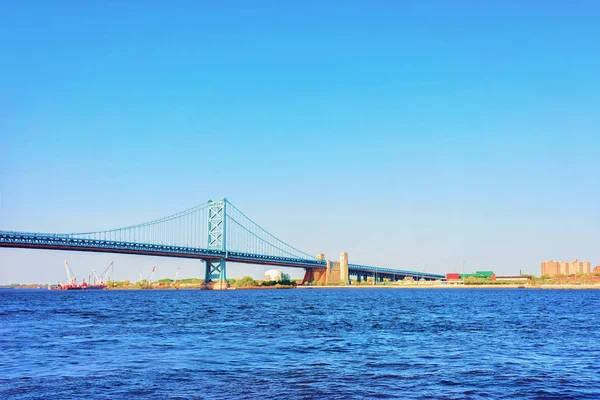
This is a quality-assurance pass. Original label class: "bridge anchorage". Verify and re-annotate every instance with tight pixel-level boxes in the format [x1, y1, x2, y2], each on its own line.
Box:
[0, 198, 445, 289]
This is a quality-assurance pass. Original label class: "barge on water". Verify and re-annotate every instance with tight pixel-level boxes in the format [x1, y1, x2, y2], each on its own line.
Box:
[50, 261, 109, 290]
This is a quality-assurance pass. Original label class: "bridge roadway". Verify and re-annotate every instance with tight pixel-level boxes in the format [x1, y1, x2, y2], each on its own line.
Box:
[0, 231, 445, 281]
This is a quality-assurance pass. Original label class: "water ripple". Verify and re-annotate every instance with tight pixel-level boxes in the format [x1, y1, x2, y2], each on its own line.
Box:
[1, 288, 599, 399]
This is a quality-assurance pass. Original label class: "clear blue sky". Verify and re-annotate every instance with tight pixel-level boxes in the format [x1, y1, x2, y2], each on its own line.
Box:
[1, 1, 599, 284]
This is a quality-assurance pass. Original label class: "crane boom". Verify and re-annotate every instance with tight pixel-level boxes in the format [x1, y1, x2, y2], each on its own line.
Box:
[173, 267, 180, 289]
[98, 261, 114, 283]
[64, 261, 76, 285]
[147, 266, 156, 286]
[90, 267, 101, 284]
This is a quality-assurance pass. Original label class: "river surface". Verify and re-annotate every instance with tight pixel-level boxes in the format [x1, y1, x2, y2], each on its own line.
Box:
[1, 288, 599, 399]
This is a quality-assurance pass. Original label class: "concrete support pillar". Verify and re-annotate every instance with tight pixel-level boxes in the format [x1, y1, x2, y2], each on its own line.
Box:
[201, 259, 229, 290]
[340, 252, 348, 284]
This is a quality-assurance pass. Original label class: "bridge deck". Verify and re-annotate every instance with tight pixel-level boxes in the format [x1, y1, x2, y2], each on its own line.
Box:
[0, 231, 445, 280]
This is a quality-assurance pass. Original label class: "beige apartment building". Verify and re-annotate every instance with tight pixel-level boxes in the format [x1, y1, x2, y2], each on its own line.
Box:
[541, 259, 591, 276]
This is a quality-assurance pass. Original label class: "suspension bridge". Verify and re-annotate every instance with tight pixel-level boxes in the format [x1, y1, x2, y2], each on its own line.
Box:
[0, 198, 444, 288]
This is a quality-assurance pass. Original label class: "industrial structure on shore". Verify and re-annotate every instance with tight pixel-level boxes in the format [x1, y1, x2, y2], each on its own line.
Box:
[445, 271, 531, 283]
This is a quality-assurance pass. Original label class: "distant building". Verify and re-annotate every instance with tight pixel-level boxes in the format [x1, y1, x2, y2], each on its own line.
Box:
[445, 271, 495, 281]
[460, 271, 495, 279]
[446, 273, 460, 281]
[594, 266, 600, 274]
[541, 259, 591, 276]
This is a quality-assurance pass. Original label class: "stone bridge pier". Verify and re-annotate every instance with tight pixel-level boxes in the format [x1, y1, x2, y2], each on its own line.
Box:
[302, 252, 349, 285]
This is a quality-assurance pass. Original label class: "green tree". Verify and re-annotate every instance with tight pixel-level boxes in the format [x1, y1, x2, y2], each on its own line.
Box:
[180, 278, 204, 285]
[234, 276, 257, 288]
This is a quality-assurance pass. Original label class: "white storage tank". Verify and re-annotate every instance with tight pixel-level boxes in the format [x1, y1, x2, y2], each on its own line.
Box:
[264, 269, 283, 282]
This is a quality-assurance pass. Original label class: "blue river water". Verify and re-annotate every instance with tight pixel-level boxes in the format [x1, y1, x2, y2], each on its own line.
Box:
[1, 288, 599, 399]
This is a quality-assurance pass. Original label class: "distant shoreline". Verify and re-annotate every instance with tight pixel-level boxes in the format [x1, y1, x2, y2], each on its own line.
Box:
[3, 284, 600, 290]
[297, 284, 600, 290]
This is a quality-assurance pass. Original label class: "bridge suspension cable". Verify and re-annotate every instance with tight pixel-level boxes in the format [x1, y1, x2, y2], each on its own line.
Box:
[48, 198, 317, 261]
[67, 201, 211, 248]
[225, 200, 316, 260]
